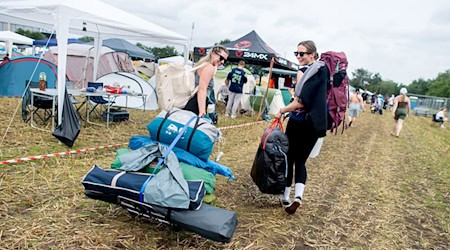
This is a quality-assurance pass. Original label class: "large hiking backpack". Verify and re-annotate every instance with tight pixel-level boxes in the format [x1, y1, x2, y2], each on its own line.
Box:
[250, 119, 289, 194]
[155, 63, 204, 111]
[319, 51, 349, 134]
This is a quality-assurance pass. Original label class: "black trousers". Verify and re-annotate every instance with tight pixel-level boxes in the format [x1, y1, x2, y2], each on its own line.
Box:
[285, 118, 319, 187]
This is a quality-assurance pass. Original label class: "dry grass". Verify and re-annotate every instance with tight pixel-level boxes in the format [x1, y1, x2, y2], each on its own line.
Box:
[0, 98, 449, 249]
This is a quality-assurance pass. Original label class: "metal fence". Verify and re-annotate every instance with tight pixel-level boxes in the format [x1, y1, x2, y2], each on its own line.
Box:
[409, 94, 449, 118]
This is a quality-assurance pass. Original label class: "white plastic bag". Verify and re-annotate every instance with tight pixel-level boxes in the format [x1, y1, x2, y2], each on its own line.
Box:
[309, 137, 323, 158]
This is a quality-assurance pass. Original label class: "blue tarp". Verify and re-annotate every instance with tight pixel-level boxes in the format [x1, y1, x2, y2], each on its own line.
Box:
[32, 38, 85, 46]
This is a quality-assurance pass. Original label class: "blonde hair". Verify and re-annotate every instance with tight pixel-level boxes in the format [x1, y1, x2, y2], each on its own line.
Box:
[298, 40, 319, 60]
[400, 87, 408, 95]
[398, 87, 408, 102]
[195, 45, 229, 67]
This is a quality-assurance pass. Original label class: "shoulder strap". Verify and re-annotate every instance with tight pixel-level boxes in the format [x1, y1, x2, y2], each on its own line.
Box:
[190, 62, 207, 72]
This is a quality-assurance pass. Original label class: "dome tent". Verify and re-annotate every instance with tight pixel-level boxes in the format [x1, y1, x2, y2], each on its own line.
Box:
[96, 72, 158, 110]
[0, 56, 62, 97]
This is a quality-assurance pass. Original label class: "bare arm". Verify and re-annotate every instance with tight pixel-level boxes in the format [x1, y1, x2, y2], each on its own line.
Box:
[275, 96, 304, 119]
[392, 97, 398, 115]
[197, 64, 215, 116]
[216, 87, 220, 101]
[407, 98, 411, 114]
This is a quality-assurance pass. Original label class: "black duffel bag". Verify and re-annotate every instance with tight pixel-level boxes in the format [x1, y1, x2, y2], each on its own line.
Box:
[250, 118, 289, 194]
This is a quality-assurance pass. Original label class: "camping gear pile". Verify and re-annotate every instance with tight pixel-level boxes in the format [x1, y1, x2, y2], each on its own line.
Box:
[81, 108, 237, 242]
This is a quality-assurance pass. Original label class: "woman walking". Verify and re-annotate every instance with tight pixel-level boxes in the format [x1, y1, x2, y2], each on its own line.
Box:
[275, 40, 329, 214]
[391, 87, 411, 137]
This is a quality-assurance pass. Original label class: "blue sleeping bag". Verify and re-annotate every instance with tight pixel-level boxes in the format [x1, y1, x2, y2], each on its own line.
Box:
[147, 108, 219, 161]
[130, 135, 234, 179]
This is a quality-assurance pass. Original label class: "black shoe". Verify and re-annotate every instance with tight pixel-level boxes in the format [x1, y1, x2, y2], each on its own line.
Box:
[285, 196, 301, 214]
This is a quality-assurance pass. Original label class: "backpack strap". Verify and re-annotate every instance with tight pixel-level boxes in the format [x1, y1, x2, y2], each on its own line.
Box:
[261, 118, 283, 149]
[190, 62, 207, 72]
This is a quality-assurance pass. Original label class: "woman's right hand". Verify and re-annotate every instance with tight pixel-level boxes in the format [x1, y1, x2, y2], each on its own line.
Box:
[275, 110, 283, 120]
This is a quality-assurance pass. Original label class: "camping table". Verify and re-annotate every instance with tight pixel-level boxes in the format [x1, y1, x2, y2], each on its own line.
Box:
[30, 88, 79, 132]
[81, 91, 147, 128]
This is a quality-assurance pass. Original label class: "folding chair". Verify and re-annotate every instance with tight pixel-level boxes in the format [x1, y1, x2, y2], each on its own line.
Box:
[22, 80, 54, 125]
[87, 82, 115, 119]
[66, 81, 83, 120]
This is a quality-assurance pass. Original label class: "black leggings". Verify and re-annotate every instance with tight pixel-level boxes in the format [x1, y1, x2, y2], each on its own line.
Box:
[285, 118, 319, 187]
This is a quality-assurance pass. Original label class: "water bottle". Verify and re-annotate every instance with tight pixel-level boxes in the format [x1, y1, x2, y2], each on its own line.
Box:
[39, 72, 46, 81]
[39, 72, 47, 90]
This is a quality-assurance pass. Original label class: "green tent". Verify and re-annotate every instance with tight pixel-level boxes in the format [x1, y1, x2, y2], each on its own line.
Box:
[249, 86, 286, 115]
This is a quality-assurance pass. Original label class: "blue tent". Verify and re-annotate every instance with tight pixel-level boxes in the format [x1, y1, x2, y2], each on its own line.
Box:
[0, 56, 63, 97]
[32, 38, 85, 46]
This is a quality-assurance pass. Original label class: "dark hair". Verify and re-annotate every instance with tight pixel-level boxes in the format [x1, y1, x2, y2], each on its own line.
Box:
[298, 40, 319, 60]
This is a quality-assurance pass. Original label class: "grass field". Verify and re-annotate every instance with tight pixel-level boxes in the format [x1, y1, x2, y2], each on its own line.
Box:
[0, 98, 448, 249]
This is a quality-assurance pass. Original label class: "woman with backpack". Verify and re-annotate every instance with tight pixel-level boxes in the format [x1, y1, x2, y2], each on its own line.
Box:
[391, 87, 411, 137]
[183, 45, 229, 116]
[274, 40, 329, 214]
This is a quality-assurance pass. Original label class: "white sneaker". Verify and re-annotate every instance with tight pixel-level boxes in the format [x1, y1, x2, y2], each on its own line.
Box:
[231, 115, 236, 119]
[441, 125, 446, 129]
[225, 113, 229, 117]
[278, 195, 291, 208]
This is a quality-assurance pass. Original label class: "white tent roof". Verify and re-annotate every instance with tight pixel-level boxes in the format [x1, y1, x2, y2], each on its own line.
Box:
[0, 31, 33, 45]
[0, 0, 187, 45]
[0, 0, 188, 126]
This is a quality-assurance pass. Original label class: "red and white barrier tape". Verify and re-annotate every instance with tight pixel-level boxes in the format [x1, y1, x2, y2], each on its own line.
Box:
[218, 120, 265, 130]
[1, 120, 267, 166]
[0, 143, 128, 165]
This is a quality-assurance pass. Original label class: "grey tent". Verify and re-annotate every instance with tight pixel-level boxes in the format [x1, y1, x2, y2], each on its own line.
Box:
[100, 38, 155, 61]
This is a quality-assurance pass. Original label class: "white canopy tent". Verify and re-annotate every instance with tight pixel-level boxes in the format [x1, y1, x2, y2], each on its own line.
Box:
[0, 30, 33, 57]
[0, 0, 188, 124]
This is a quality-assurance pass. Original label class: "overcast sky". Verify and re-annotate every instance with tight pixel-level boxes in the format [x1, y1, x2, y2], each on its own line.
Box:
[108, 0, 450, 84]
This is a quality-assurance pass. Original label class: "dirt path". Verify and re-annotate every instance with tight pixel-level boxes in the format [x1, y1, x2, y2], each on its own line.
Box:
[219, 109, 449, 249]
[0, 98, 448, 249]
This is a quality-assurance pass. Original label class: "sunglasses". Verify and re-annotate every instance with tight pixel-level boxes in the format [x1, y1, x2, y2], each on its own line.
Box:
[294, 51, 309, 57]
[216, 53, 227, 62]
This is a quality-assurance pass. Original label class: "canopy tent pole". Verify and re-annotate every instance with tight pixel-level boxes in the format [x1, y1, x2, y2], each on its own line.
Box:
[6, 40, 13, 58]
[93, 33, 103, 82]
[257, 57, 274, 121]
[183, 44, 188, 65]
[56, 6, 70, 125]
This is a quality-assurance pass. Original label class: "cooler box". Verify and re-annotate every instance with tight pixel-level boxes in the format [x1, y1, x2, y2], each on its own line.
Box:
[102, 109, 129, 122]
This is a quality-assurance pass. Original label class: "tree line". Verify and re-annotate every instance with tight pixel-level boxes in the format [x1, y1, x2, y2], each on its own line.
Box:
[350, 68, 450, 98]
[15, 30, 449, 98]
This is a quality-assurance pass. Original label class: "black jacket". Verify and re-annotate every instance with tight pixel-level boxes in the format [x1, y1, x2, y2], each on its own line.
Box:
[299, 64, 329, 137]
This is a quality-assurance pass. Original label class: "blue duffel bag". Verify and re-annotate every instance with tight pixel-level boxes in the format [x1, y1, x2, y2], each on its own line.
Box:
[147, 108, 220, 161]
